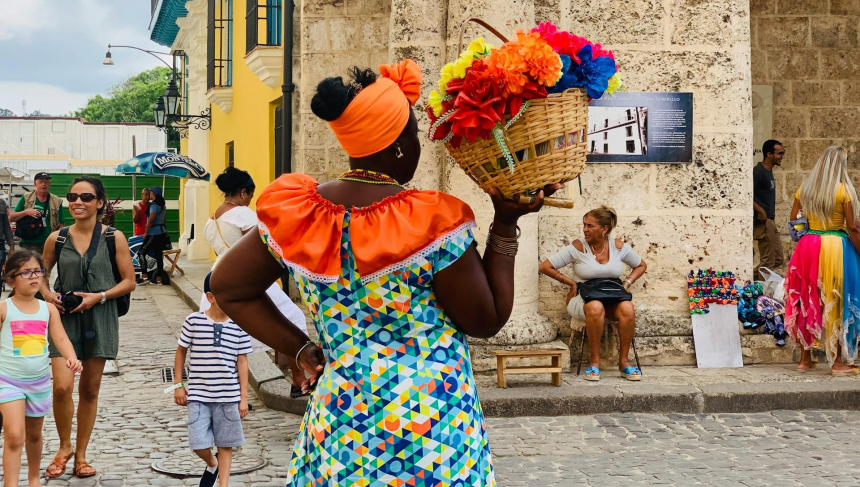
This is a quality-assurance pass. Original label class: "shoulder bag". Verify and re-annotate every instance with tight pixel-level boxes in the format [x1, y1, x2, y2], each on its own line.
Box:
[578, 278, 632, 304]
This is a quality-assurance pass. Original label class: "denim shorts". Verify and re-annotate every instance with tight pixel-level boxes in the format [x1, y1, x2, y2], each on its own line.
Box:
[187, 401, 246, 450]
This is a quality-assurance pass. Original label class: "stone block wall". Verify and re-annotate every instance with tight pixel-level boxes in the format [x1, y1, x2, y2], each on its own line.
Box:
[751, 0, 860, 259]
[534, 0, 758, 364]
[296, 0, 391, 179]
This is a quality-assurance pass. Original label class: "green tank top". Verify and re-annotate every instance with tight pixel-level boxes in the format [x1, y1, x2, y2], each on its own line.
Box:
[0, 299, 50, 380]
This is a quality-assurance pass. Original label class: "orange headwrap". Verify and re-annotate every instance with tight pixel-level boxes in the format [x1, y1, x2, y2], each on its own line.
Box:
[329, 59, 422, 158]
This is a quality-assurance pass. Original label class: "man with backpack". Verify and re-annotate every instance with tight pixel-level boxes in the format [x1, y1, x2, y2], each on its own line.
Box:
[9, 173, 67, 254]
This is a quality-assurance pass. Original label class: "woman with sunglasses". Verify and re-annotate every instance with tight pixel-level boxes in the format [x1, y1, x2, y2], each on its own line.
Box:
[38, 176, 136, 479]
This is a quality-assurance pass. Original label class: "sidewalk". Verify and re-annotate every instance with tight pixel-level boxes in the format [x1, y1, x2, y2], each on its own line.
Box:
[170, 255, 860, 418]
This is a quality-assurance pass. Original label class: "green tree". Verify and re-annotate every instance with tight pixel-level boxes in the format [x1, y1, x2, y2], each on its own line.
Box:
[0, 108, 14, 116]
[28, 109, 51, 117]
[75, 67, 179, 150]
[75, 67, 172, 123]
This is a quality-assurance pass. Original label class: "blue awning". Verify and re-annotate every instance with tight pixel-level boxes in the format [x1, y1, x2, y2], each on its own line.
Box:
[149, 0, 189, 47]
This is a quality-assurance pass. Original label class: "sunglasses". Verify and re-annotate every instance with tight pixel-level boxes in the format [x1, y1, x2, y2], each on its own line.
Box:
[66, 192, 98, 203]
[15, 269, 46, 279]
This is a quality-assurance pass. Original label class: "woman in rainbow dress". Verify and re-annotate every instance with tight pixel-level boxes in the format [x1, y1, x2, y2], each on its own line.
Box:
[211, 59, 561, 486]
[786, 145, 860, 375]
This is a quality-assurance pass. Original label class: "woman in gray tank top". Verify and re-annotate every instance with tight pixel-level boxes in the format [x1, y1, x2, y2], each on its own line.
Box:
[539, 206, 647, 382]
[38, 176, 136, 479]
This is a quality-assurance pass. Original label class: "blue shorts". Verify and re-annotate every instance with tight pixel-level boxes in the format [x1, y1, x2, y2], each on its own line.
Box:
[187, 401, 245, 450]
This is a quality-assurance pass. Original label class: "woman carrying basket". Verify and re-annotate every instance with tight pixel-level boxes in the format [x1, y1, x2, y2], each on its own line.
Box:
[785, 146, 860, 374]
[212, 60, 561, 485]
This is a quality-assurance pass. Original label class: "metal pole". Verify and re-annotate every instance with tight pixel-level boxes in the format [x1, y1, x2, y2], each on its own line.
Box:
[280, 0, 294, 176]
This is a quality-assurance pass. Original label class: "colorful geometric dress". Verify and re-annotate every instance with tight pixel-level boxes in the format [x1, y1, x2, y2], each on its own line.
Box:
[785, 183, 860, 364]
[256, 174, 496, 486]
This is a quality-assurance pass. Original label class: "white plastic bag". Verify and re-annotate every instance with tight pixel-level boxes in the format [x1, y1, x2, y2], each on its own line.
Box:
[758, 267, 785, 304]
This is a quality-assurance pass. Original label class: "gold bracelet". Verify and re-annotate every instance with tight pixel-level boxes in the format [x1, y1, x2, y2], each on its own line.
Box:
[486, 225, 521, 256]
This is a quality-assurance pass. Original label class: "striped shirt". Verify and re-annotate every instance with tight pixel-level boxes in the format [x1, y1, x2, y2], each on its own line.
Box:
[178, 312, 253, 403]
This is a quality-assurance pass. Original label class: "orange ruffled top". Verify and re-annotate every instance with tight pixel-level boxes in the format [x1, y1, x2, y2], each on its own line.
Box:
[256, 173, 476, 283]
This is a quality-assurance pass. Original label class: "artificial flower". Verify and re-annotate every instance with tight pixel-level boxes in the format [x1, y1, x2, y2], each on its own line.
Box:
[506, 81, 547, 118]
[439, 62, 456, 92]
[514, 30, 563, 87]
[448, 66, 507, 143]
[486, 43, 529, 95]
[566, 44, 617, 99]
[428, 90, 445, 116]
[467, 37, 494, 58]
[591, 42, 615, 60]
[531, 22, 578, 56]
[606, 73, 623, 95]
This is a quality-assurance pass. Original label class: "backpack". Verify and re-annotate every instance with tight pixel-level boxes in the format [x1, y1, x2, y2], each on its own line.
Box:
[14, 215, 44, 240]
[54, 226, 130, 317]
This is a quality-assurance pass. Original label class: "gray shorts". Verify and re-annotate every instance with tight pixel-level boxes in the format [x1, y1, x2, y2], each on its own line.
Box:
[187, 401, 246, 450]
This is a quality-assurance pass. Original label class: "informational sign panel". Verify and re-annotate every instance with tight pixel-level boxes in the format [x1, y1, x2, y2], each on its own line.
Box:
[586, 92, 693, 163]
[691, 304, 744, 368]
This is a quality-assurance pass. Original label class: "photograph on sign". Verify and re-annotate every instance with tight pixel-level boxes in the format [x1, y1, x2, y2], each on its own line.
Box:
[587, 92, 693, 164]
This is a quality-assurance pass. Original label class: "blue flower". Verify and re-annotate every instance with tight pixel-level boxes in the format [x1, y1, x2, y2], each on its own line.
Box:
[554, 44, 617, 99]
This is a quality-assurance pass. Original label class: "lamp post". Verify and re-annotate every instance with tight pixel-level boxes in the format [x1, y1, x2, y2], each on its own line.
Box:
[104, 44, 210, 135]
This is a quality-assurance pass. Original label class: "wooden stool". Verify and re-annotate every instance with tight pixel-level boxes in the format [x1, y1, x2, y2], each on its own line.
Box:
[575, 320, 642, 376]
[162, 249, 185, 277]
[489, 349, 565, 388]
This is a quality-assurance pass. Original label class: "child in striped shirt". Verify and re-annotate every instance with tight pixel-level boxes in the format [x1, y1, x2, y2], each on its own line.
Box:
[174, 272, 252, 487]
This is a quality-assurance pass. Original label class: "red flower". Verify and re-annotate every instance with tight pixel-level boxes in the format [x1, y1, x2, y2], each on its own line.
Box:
[448, 63, 506, 143]
[506, 81, 546, 118]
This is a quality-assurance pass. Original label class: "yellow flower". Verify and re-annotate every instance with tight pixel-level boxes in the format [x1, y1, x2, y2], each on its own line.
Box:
[453, 50, 476, 78]
[428, 90, 444, 116]
[439, 62, 456, 92]
[606, 74, 623, 94]
[467, 37, 494, 58]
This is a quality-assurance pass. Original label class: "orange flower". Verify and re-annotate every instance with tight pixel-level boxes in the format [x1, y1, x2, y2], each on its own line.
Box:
[514, 30, 562, 87]
[486, 43, 528, 96]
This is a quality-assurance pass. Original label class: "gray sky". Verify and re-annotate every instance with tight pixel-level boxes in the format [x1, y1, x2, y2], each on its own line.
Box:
[0, 0, 168, 116]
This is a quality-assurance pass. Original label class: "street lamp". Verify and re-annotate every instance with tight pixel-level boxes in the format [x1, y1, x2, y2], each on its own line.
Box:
[154, 97, 167, 128]
[104, 44, 210, 135]
[164, 77, 181, 117]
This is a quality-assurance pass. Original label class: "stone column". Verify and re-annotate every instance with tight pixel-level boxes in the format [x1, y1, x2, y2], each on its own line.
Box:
[175, 0, 212, 260]
[444, 0, 569, 371]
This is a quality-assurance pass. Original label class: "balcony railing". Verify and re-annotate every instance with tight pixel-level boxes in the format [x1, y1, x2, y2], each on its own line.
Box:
[246, 0, 282, 53]
[207, 0, 233, 89]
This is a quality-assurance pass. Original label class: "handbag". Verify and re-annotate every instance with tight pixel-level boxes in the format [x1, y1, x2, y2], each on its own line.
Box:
[788, 216, 809, 243]
[578, 278, 632, 304]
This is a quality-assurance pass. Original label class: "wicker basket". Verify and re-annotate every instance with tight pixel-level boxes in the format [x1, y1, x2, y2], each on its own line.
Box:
[445, 18, 589, 209]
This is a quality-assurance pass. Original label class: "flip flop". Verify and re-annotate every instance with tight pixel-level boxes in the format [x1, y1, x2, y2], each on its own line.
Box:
[46, 453, 73, 479]
[831, 367, 859, 376]
[621, 366, 642, 381]
[797, 363, 817, 373]
[584, 366, 600, 381]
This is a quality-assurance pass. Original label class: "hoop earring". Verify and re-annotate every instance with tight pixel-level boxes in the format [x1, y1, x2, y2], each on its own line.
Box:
[395, 146, 404, 159]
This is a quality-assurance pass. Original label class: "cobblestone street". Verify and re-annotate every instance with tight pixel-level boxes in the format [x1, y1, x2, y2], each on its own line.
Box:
[2, 286, 860, 485]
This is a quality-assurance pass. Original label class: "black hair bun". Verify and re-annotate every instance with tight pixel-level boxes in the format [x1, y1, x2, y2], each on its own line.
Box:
[310, 67, 378, 122]
[215, 167, 253, 194]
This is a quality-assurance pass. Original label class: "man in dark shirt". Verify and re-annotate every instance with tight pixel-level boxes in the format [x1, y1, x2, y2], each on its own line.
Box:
[753, 139, 785, 280]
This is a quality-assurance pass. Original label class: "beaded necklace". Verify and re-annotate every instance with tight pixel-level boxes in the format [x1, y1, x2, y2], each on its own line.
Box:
[338, 169, 400, 186]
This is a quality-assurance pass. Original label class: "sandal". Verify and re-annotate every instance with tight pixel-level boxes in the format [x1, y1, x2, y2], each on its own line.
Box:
[74, 460, 97, 478]
[46, 452, 73, 478]
[621, 366, 642, 381]
[584, 366, 600, 381]
[290, 385, 309, 398]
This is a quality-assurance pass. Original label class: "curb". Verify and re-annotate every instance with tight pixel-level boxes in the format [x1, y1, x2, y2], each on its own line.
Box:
[169, 272, 860, 418]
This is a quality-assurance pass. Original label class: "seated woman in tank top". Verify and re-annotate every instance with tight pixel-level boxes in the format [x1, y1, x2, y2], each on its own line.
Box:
[539, 206, 647, 382]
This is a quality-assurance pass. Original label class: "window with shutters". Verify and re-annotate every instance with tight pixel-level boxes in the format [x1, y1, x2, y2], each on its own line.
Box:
[246, 0, 281, 53]
[208, 0, 233, 89]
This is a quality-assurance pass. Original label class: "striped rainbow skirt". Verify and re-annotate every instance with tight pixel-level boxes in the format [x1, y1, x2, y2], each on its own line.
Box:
[785, 229, 860, 364]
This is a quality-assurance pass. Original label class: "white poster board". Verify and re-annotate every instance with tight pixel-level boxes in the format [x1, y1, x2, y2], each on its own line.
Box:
[692, 304, 743, 368]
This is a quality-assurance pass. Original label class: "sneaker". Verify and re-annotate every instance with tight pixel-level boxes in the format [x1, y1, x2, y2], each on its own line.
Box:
[135, 278, 148, 285]
[149, 280, 163, 286]
[199, 466, 218, 487]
